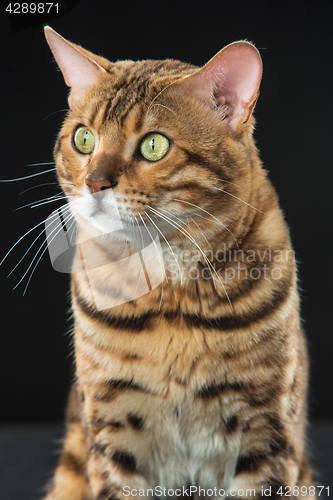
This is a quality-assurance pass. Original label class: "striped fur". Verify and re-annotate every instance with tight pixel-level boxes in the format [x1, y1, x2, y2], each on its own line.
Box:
[43, 30, 315, 500]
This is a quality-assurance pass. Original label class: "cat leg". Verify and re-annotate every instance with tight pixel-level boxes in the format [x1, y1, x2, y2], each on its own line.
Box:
[42, 386, 92, 500]
[86, 444, 146, 500]
[296, 457, 317, 490]
[229, 454, 316, 500]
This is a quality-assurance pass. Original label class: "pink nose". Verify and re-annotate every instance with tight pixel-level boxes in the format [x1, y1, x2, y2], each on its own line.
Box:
[85, 178, 113, 194]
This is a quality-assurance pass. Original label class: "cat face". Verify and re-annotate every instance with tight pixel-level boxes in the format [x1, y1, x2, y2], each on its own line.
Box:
[46, 27, 262, 255]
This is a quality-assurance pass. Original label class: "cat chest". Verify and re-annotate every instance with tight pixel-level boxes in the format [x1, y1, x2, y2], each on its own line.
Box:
[76, 322, 243, 489]
[138, 402, 241, 489]
[86, 382, 241, 491]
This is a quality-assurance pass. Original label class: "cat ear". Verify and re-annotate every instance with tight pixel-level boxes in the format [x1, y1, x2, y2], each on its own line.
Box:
[44, 26, 108, 108]
[180, 41, 262, 132]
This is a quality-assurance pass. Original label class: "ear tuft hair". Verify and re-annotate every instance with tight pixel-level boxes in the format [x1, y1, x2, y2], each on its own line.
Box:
[179, 41, 262, 132]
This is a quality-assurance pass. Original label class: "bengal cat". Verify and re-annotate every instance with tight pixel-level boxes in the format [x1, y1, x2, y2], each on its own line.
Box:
[41, 26, 316, 499]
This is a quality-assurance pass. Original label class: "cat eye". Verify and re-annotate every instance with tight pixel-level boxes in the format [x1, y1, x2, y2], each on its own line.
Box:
[74, 126, 95, 154]
[139, 133, 169, 162]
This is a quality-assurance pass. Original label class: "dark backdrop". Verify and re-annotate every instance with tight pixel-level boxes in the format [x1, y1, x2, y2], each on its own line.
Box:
[1, 0, 332, 422]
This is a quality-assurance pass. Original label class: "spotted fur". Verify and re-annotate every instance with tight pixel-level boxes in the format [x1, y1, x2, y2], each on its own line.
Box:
[42, 28, 315, 500]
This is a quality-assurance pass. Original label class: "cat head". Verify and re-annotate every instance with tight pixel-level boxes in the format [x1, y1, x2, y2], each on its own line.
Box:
[45, 27, 263, 257]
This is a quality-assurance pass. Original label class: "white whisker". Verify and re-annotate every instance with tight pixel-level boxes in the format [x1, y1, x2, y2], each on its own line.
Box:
[14, 193, 73, 212]
[15, 208, 76, 294]
[70, 215, 79, 244]
[0, 168, 56, 182]
[208, 177, 244, 190]
[26, 162, 56, 167]
[30, 195, 74, 210]
[7, 204, 73, 277]
[22, 211, 78, 295]
[19, 183, 59, 195]
[146, 81, 177, 116]
[0, 213, 61, 266]
[151, 206, 213, 280]
[13, 207, 74, 288]
[212, 187, 267, 215]
[189, 216, 213, 251]
[148, 206, 232, 307]
[160, 196, 239, 248]
[43, 109, 67, 121]
[146, 74, 190, 117]
[150, 103, 176, 114]
[133, 216, 145, 251]
[144, 212, 182, 284]
[139, 212, 165, 311]
[132, 216, 146, 295]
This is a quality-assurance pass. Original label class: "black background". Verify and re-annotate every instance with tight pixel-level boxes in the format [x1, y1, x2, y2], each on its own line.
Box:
[0, 0, 332, 422]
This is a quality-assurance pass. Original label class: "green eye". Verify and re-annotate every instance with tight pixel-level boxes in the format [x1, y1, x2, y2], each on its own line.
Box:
[140, 133, 169, 162]
[74, 126, 95, 154]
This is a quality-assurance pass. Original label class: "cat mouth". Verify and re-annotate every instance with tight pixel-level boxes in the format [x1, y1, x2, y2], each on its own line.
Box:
[89, 192, 107, 213]
[90, 206, 106, 217]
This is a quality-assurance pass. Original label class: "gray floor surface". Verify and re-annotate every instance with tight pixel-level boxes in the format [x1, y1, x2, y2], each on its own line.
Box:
[0, 420, 332, 500]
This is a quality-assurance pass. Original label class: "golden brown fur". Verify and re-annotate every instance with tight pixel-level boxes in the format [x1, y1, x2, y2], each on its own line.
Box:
[42, 28, 315, 499]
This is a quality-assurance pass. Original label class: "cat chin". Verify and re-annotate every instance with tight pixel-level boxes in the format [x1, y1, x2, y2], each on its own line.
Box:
[75, 214, 129, 243]
[73, 189, 133, 237]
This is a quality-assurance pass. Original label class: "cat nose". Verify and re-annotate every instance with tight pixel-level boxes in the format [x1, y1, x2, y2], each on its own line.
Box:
[85, 177, 116, 194]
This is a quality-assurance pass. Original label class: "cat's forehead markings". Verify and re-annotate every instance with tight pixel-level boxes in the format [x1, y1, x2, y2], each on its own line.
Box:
[123, 132, 142, 160]
[91, 98, 114, 131]
[120, 108, 145, 159]
[145, 109, 161, 130]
